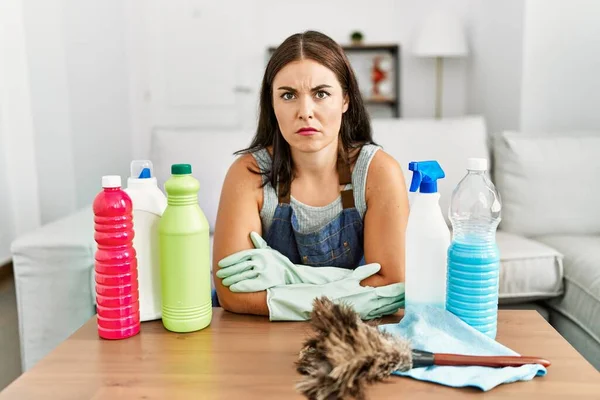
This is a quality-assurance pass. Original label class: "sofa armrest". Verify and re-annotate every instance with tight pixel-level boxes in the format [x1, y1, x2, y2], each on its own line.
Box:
[10, 206, 96, 371]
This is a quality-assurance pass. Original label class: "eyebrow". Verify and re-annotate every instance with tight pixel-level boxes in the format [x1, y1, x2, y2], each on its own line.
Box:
[276, 84, 333, 92]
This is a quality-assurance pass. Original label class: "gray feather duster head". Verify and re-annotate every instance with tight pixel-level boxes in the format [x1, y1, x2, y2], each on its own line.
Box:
[295, 297, 412, 400]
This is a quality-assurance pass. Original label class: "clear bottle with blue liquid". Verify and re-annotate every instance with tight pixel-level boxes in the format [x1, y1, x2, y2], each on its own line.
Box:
[446, 158, 502, 339]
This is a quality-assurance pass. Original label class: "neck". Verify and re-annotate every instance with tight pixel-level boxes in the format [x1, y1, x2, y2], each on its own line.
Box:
[291, 141, 339, 181]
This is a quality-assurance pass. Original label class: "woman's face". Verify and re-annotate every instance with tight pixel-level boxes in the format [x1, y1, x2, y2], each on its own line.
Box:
[272, 59, 348, 154]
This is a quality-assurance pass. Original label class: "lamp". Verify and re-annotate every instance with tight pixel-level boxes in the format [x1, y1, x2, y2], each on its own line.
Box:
[413, 11, 468, 119]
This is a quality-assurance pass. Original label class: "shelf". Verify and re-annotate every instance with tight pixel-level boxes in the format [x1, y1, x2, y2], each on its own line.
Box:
[341, 44, 399, 53]
[364, 97, 397, 105]
[267, 44, 399, 54]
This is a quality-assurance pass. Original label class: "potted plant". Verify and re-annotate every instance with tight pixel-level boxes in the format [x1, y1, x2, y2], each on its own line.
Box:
[350, 31, 364, 46]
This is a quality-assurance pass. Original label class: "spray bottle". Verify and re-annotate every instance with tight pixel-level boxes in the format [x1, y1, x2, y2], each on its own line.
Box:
[405, 160, 450, 311]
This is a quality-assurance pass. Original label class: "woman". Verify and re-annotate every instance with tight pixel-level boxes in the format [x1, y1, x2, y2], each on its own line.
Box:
[212, 31, 409, 319]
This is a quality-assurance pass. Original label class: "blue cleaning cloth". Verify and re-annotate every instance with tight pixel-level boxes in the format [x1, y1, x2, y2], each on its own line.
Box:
[379, 305, 547, 391]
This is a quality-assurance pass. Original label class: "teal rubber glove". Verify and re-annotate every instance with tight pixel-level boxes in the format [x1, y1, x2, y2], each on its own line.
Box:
[216, 232, 353, 292]
[266, 263, 405, 321]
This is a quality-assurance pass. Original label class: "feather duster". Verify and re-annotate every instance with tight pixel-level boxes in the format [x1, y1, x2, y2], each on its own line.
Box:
[295, 297, 411, 400]
[295, 297, 550, 400]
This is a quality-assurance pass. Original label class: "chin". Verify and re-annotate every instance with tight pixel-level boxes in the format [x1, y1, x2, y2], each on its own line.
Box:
[292, 143, 323, 153]
[289, 136, 329, 153]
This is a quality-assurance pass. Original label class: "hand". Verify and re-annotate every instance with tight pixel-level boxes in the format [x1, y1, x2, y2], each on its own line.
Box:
[216, 232, 298, 292]
[267, 263, 405, 321]
[216, 232, 353, 292]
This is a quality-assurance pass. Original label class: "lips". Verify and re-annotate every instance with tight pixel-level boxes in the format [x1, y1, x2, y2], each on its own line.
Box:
[296, 127, 318, 135]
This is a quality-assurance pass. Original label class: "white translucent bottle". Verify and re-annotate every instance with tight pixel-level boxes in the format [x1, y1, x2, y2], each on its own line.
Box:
[405, 161, 451, 310]
[446, 158, 502, 338]
[125, 160, 167, 321]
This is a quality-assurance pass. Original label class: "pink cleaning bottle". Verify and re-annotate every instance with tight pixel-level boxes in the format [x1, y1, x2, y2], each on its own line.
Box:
[93, 175, 140, 339]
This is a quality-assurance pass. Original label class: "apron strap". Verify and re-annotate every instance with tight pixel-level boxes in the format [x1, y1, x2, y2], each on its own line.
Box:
[338, 157, 355, 209]
[277, 155, 355, 209]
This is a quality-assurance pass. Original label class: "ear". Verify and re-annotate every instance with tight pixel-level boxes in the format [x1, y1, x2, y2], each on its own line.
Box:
[342, 94, 349, 113]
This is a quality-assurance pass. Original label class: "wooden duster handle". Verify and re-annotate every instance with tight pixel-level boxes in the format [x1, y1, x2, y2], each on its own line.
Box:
[434, 353, 551, 368]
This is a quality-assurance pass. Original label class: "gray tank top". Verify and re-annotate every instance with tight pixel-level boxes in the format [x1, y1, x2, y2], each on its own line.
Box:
[252, 144, 380, 235]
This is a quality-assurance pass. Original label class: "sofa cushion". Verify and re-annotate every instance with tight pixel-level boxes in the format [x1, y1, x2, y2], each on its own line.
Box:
[535, 235, 600, 348]
[497, 231, 564, 303]
[493, 132, 600, 236]
[372, 117, 488, 225]
[151, 128, 254, 232]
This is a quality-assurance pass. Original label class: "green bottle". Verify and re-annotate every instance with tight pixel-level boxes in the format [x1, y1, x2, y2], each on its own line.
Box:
[159, 164, 212, 332]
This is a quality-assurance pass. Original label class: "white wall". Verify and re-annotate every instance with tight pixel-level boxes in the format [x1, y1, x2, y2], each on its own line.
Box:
[520, 0, 600, 132]
[22, 0, 77, 224]
[22, 0, 132, 225]
[241, 0, 525, 128]
[467, 0, 525, 135]
[0, 123, 14, 264]
[256, 0, 472, 119]
[0, 0, 42, 263]
[127, 0, 482, 161]
[129, 0, 526, 159]
[63, 0, 132, 208]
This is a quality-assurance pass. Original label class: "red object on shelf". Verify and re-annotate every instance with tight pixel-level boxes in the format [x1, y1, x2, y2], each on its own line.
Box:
[371, 56, 387, 96]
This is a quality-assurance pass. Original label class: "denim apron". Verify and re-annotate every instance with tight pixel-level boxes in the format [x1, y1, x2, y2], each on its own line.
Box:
[265, 157, 365, 269]
[212, 156, 365, 306]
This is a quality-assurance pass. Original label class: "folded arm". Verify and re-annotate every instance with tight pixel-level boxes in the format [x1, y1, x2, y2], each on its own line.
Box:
[216, 231, 354, 292]
[212, 149, 409, 315]
[212, 154, 270, 316]
[213, 154, 356, 315]
[360, 150, 409, 287]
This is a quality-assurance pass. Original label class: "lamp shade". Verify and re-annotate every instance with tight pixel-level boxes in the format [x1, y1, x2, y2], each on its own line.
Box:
[413, 11, 468, 57]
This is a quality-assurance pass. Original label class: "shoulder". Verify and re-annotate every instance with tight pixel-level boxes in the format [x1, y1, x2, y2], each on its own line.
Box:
[228, 152, 259, 176]
[365, 149, 406, 202]
[223, 153, 264, 202]
[367, 148, 402, 178]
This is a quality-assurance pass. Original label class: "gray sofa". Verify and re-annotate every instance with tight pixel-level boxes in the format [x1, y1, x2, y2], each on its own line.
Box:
[11, 116, 599, 372]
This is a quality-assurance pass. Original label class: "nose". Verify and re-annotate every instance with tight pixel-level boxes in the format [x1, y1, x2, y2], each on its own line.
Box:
[297, 95, 314, 120]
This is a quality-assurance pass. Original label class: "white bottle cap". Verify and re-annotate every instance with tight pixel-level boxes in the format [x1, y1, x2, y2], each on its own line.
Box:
[467, 158, 488, 171]
[102, 175, 121, 188]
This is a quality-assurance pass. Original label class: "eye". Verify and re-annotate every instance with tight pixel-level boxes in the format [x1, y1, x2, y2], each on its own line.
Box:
[281, 92, 295, 100]
[315, 90, 330, 100]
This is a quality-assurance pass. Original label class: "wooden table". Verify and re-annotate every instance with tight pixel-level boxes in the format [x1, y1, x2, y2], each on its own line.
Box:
[1, 309, 599, 399]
